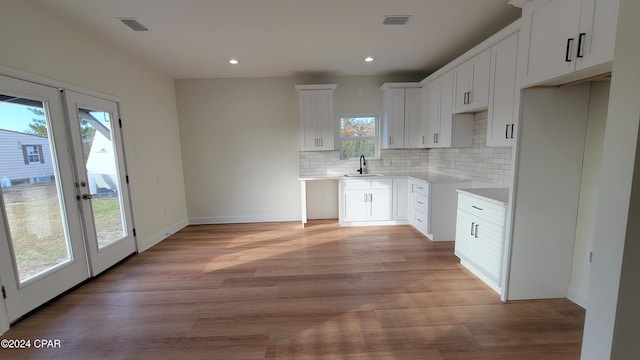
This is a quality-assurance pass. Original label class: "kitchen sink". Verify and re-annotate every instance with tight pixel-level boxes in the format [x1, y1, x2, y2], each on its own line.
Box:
[343, 174, 384, 177]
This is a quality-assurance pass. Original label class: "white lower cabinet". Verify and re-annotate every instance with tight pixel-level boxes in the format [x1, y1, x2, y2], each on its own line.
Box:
[455, 190, 507, 294]
[408, 179, 430, 236]
[340, 179, 392, 224]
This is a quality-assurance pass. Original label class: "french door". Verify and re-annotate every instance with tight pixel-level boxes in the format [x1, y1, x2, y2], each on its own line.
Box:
[0, 75, 135, 323]
[64, 91, 135, 276]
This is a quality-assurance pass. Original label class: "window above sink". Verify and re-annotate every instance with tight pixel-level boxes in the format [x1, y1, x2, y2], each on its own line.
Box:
[339, 115, 379, 160]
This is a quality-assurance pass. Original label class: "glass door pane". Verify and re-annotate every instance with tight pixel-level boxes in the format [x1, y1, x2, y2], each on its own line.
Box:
[0, 75, 89, 323]
[65, 90, 136, 276]
[77, 109, 125, 249]
[0, 96, 72, 283]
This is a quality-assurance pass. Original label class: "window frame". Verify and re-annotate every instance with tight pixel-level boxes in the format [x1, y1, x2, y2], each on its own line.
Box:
[338, 114, 380, 160]
[22, 144, 44, 164]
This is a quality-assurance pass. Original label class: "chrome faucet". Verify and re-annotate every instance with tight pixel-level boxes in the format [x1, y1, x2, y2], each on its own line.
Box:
[357, 155, 367, 174]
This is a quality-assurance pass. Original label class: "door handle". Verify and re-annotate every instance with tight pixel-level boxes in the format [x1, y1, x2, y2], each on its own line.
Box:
[577, 33, 586, 58]
[475, 224, 479, 238]
[471, 222, 475, 236]
[82, 194, 92, 200]
[506, 124, 510, 139]
[565, 38, 574, 62]
[510, 123, 515, 139]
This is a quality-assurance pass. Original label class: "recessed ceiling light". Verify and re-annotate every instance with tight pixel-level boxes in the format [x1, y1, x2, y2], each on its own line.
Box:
[229, 59, 239, 65]
[365, 56, 375, 62]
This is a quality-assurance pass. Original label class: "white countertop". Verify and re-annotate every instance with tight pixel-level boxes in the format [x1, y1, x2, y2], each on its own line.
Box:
[457, 187, 510, 206]
[299, 172, 472, 184]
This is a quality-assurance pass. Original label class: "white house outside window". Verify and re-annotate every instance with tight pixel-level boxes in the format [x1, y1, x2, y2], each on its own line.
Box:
[339, 116, 378, 159]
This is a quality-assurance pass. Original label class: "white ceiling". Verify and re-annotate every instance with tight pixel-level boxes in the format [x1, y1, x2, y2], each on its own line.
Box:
[31, 0, 521, 79]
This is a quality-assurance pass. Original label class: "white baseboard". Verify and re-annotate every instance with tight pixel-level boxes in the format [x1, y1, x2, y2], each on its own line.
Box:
[137, 218, 189, 252]
[567, 287, 588, 309]
[339, 220, 410, 227]
[189, 214, 301, 225]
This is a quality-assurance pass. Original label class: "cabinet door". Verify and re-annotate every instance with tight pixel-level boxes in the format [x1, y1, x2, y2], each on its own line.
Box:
[425, 80, 441, 147]
[403, 88, 422, 148]
[383, 88, 406, 149]
[453, 62, 471, 113]
[315, 89, 335, 150]
[454, 209, 475, 260]
[299, 91, 318, 151]
[521, 0, 582, 86]
[393, 179, 409, 221]
[575, 0, 619, 71]
[487, 33, 519, 147]
[343, 191, 367, 222]
[437, 71, 455, 148]
[467, 49, 491, 111]
[475, 219, 505, 286]
[369, 189, 392, 221]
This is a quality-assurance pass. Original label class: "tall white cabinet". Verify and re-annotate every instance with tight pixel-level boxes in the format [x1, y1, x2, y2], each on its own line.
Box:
[380, 83, 421, 149]
[295, 84, 337, 151]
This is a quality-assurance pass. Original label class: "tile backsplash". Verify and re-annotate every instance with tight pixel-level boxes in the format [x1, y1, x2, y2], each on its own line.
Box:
[299, 112, 512, 187]
[428, 112, 513, 187]
[299, 148, 429, 177]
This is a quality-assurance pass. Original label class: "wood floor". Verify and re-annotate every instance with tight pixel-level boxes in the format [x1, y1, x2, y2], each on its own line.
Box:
[2, 221, 585, 359]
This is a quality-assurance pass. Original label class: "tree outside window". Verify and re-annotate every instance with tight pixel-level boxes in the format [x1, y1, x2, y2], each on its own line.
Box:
[340, 116, 378, 159]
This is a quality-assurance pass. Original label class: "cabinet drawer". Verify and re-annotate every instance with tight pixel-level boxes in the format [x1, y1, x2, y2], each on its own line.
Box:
[341, 178, 392, 190]
[414, 209, 428, 234]
[410, 180, 429, 196]
[457, 193, 505, 225]
[414, 193, 428, 212]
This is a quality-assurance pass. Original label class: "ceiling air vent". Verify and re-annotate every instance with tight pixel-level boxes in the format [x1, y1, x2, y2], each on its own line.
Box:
[118, 18, 149, 32]
[383, 15, 410, 25]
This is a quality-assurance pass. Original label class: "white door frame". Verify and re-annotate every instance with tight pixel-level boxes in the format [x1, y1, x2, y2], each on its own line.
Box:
[0, 66, 135, 336]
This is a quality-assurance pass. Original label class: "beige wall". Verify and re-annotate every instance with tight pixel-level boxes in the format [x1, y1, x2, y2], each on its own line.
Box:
[176, 75, 420, 223]
[176, 77, 301, 223]
[0, 1, 188, 251]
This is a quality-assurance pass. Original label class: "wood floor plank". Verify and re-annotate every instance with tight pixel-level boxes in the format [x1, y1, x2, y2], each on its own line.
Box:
[1, 220, 584, 359]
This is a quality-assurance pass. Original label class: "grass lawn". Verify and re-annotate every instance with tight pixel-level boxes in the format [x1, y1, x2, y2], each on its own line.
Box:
[2, 181, 123, 281]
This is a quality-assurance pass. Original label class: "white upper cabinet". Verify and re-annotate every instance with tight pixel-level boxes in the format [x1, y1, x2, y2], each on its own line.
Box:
[576, 0, 620, 71]
[453, 49, 491, 113]
[296, 84, 337, 151]
[423, 72, 473, 149]
[403, 88, 422, 149]
[487, 32, 520, 147]
[381, 83, 421, 149]
[519, 0, 619, 87]
[423, 79, 441, 148]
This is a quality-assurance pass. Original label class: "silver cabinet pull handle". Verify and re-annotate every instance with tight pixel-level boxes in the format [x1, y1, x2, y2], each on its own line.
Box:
[471, 222, 475, 236]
